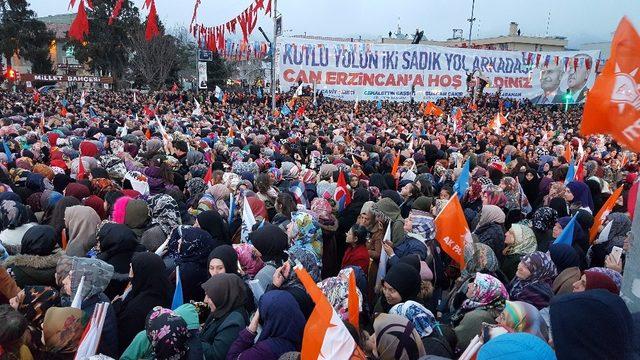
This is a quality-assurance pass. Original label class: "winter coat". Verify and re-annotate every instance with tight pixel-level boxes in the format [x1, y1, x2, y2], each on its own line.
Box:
[3, 249, 63, 288]
[200, 308, 248, 360]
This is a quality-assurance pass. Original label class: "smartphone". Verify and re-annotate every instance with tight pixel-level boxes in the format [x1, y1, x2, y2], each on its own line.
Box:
[610, 246, 624, 264]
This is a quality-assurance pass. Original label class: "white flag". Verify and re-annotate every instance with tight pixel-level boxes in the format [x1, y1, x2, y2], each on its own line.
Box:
[71, 276, 85, 309]
[241, 196, 256, 243]
[79, 90, 86, 108]
[74, 302, 109, 360]
[295, 83, 303, 97]
[375, 222, 392, 291]
[192, 99, 202, 116]
[215, 86, 223, 101]
[133, 92, 138, 104]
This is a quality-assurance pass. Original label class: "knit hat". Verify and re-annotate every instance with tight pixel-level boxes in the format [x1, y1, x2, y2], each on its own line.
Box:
[478, 333, 556, 360]
[411, 196, 433, 212]
[383, 263, 421, 301]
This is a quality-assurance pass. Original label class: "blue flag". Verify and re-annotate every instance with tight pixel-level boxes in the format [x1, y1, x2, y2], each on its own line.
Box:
[505, 153, 512, 164]
[281, 103, 291, 116]
[171, 266, 183, 310]
[89, 107, 98, 119]
[553, 213, 578, 245]
[228, 194, 236, 224]
[454, 159, 471, 199]
[376, 100, 382, 110]
[3, 140, 12, 163]
[60, 98, 69, 108]
[565, 160, 575, 185]
[257, 88, 263, 99]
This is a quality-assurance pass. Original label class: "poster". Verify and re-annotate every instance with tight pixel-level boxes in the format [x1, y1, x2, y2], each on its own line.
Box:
[277, 37, 600, 103]
[198, 61, 208, 89]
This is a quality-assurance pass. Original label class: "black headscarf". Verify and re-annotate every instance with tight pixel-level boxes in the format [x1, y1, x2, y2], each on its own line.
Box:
[197, 210, 230, 245]
[207, 244, 239, 274]
[21, 225, 56, 256]
[250, 223, 289, 265]
[52, 174, 74, 194]
[520, 168, 540, 205]
[96, 223, 141, 262]
[48, 196, 81, 247]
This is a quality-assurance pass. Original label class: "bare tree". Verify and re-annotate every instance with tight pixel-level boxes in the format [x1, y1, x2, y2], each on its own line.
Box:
[130, 29, 178, 90]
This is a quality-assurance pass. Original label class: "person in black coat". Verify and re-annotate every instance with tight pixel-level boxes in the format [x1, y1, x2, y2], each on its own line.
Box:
[96, 223, 146, 299]
[472, 205, 506, 262]
[112, 252, 171, 355]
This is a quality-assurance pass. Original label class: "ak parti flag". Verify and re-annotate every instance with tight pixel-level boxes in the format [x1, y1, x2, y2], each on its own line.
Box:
[347, 268, 359, 331]
[424, 102, 444, 117]
[589, 186, 624, 242]
[294, 265, 366, 360]
[434, 195, 470, 268]
[564, 144, 573, 163]
[581, 17, 640, 151]
[391, 154, 400, 176]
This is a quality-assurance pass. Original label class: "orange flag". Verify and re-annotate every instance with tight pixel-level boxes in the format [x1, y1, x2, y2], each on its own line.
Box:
[581, 17, 640, 151]
[434, 195, 470, 268]
[229, 127, 235, 138]
[391, 153, 400, 176]
[145, 128, 151, 140]
[294, 265, 366, 360]
[60, 107, 68, 117]
[77, 156, 86, 180]
[589, 186, 624, 242]
[564, 144, 572, 163]
[347, 269, 359, 331]
[424, 101, 444, 117]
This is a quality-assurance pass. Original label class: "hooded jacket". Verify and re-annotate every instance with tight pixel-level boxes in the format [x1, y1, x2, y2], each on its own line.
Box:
[372, 197, 406, 245]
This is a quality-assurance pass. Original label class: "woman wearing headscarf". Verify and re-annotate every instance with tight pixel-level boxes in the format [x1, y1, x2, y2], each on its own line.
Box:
[371, 313, 426, 360]
[530, 207, 558, 252]
[482, 185, 507, 208]
[235, 243, 264, 279]
[548, 197, 569, 218]
[385, 209, 430, 266]
[310, 197, 340, 278]
[63, 205, 101, 257]
[96, 223, 145, 299]
[207, 245, 256, 314]
[337, 188, 370, 263]
[114, 197, 151, 239]
[566, 181, 595, 214]
[112, 252, 171, 354]
[227, 290, 305, 360]
[549, 243, 582, 295]
[501, 223, 538, 281]
[508, 251, 557, 309]
[389, 300, 452, 357]
[10, 286, 60, 350]
[520, 168, 541, 206]
[0, 200, 35, 254]
[48, 196, 81, 248]
[195, 210, 230, 245]
[56, 257, 118, 357]
[268, 246, 318, 319]
[317, 267, 363, 322]
[462, 180, 483, 214]
[571, 268, 620, 294]
[472, 205, 506, 261]
[39, 307, 85, 359]
[3, 225, 61, 287]
[500, 176, 532, 215]
[287, 211, 323, 260]
[589, 212, 631, 268]
[451, 273, 508, 349]
[165, 226, 218, 303]
[39, 190, 63, 225]
[376, 262, 421, 313]
[199, 273, 248, 360]
[145, 194, 181, 245]
[251, 224, 289, 293]
[496, 300, 549, 340]
[144, 307, 190, 360]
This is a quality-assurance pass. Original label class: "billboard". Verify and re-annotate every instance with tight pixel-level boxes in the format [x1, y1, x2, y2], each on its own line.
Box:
[277, 37, 600, 103]
[198, 62, 208, 90]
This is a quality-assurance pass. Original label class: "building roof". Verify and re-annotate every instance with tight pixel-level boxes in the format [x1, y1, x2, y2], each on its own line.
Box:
[39, 13, 74, 39]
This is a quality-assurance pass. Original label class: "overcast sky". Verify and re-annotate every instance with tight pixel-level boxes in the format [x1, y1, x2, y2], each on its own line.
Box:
[31, 0, 640, 48]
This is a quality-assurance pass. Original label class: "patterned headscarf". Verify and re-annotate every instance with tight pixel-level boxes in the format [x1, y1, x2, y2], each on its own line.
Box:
[42, 307, 85, 354]
[289, 211, 323, 259]
[505, 224, 538, 256]
[408, 209, 435, 242]
[235, 243, 265, 278]
[18, 286, 60, 330]
[531, 207, 558, 232]
[389, 300, 436, 337]
[284, 245, 321, 289]
[462, 272, 508, 311]
[483, 185, 507, 208]
[186, 178, 207, 199]
[499, 300, 548, 339]
[148, 194, 181, 236]
[464, 180, 483, 203]
[0, 200, 29, 230]
[462, 242, 499, 278]
[509, 251, 557, 299]
[317, 267, 363, 321]
[145, 307, 190, 360]
[310, 198, 334, 224]
[587, 267, 623, 289]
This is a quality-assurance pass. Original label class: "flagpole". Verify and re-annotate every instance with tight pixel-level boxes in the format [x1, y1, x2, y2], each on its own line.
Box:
[270, 0, 278, 111]
[622, 182, 640, 312]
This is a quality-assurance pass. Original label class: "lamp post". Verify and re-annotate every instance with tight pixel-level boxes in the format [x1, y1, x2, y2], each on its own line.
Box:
[467, 0, 476, 44]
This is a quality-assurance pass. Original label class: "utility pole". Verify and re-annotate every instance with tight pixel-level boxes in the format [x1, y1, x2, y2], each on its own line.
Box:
[271, 0, 278, 111]
[467, 0, 476, 44]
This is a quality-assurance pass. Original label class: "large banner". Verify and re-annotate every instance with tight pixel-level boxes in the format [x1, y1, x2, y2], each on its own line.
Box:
[277, 37, 600, 104]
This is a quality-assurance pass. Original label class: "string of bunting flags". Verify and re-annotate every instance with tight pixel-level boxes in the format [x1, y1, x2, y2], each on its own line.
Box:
[521, 51, 602, 72]
[190, 0, 272, 53]
[68, 0, 161, 43]
[217, 41, 270, 61]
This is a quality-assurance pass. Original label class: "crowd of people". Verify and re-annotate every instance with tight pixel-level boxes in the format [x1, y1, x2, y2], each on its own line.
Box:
[0, 85, 637, 360]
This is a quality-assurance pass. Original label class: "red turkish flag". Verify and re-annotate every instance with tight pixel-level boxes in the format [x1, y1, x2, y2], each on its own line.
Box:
[581, 17, 640, 152]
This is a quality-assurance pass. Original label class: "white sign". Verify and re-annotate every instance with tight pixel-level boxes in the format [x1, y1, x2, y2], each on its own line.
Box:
[198, 62, 208, 90]
[277, 37, 600, 103]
